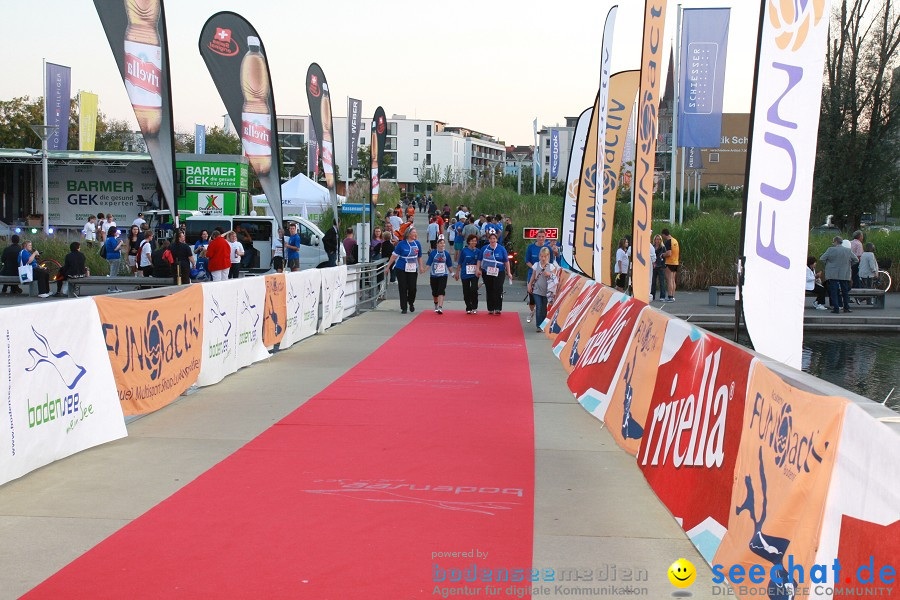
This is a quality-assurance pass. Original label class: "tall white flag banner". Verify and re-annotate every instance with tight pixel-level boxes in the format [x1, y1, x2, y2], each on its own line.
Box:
[742, 0, 830, 368]
[235, 277, 270, 370]
[198, 279, 241, 387]
[561, 108, 592, 270]
[280, 269, 321, 349]
[592, 6, 618, 283]
[0, 300, 127, 485]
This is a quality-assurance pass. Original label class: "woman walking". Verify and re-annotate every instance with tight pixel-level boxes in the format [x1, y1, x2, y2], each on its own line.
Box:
[103, 227, 124, 292]
[455, 234, 480, 314]
[477, 232, 512, 315]
[527, 247, 559, 332]
[651, 234, 667, 301]
[385, 227, 423, 314]
[614, 238, 630, 291]
[426, 237, 454, 314]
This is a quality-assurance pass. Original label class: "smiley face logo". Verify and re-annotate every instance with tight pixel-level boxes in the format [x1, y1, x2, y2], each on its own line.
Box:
[668, 559, 696, 588]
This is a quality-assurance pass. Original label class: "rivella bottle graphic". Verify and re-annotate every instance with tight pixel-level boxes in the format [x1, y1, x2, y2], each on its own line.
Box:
[123, 0, 162, 136]
[240, 36, 272, 176]
[320, 84, 335, 189]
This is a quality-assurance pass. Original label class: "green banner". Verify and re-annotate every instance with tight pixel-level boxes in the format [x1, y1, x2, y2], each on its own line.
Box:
[177, 160, 249, 189]
[177, 190, 237, 215]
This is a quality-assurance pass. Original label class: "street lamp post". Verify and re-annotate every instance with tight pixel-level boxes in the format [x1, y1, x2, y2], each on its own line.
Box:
[29, 124, 59, 236]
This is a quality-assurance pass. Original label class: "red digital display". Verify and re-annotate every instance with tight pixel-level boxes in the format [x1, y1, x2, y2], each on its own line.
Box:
[522, 227, 559, 240]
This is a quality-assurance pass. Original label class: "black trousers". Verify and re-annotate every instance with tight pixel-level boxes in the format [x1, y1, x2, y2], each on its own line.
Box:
[483, 273, 504, 312]
[31, 266, 50, 295]
[396, 270, 418, 310]
[462, 277, 479, 311]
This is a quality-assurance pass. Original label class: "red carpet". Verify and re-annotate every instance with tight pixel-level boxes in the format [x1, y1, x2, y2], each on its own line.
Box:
[25, 312, 535, 599]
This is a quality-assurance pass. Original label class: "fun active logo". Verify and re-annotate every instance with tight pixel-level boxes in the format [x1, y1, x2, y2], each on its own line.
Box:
[23, 328, 89, 433]
[769, 0, 825, 51]
[207, 295, 233, 359]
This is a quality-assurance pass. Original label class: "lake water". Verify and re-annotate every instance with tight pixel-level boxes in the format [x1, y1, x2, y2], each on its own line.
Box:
[801, 333, 900, 411]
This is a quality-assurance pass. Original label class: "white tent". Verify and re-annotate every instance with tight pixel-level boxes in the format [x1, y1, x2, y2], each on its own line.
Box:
[251, 173, 344, 219]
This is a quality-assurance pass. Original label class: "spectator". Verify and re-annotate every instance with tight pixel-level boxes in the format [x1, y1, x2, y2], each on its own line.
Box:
[138, 230, 154, 277]
[651, 234, 668, 301]
[227, 230, 244, 279]
[151, 240, 174, 279]
[426, 237, 454, 314]
[527, 247, 559, 332]
[850, 230, 864, 288]
[614, 238, 630, 291]
[371, 227, 383, 260]
[104, 227, 125, 291]
[193, 230, 210, 255]
[102, 214, 117, 241]
[323, 220, 339, 266]
[132, 212, 146, 229]
[96, 213, 107, 243]
[205, 230, 231, 281]
[503, 217, 513, 247]
[272, 227, 285, 273]
[126, 225, 141, 276]
[385, 227, 423, 314]
[378, 228, 394, 289]
[55, 242, 89, 297]
[170, 230, 195, 285]
[82, 215, 98, 247]
[455, 234, 481, 314]
[806, 256, 827, 310]
[388, 210, 402, 232]
[342, 227, 359, 265]
[285, 223, 302, 272]
[820, 236, 857, 314]
[1, 234, 23, 295]
[661, 228, 680, 303]
[859, 242, 878, 305]
[20, 240, 52, 298]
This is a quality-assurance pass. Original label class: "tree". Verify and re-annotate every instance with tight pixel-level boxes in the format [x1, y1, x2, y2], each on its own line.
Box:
[0, 96, 46, 148]
[204, 125, 241, 154]
[815, 0, 900, 229]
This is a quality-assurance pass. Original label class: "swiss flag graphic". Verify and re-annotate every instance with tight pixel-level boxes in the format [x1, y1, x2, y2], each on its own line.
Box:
[215, 28, 231, 43]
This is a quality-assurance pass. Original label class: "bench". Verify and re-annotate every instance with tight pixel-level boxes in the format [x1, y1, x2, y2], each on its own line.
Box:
[708, 285, 885, 309]
[66, 276, 174, 298]
[0, 276, 38, 296]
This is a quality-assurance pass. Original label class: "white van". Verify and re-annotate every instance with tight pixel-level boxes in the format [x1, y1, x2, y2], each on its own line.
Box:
[182, 214, 337, 272]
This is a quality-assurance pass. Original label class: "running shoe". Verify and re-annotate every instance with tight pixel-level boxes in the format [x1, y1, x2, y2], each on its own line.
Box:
[437, 308, 443, 315]
[527, 314, 533, 323]
[401, 309, 407, 314]
[410, 304, 415, 312]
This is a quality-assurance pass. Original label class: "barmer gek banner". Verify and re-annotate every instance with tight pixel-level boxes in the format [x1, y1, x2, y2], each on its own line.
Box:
[44, 62, 71, 151]
[199, 13, 284, 226]
[94, 0, 178, 224]
[307, 63, 340, 235]
[677, 8, 730, 149]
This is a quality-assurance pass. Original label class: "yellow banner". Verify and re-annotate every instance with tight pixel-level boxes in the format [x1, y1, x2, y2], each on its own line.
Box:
[599, 71, 640, 286]
[573, 96, 601, 278]
[631, 1, 668, 301]
[78, 91, 98, 151]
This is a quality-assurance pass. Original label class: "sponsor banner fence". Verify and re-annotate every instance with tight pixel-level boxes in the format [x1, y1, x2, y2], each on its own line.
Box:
[235, 277, 270, 370]
[94, 286, 203, 415]
[551, 282, 602, 358]
[331, 265, 347, 325]
[198, 279, 241, 387]
[279, 269, 322, 349]
[263, 274, 287, 348]
[319, 267, 338, 333]
[543, 275, 589, 338]
[0, 300, 127, 486]
[713, 362, 847, 598]
[602, 304, 669, 455]
[343, 268, 358, 319]
[566, 295, 645, 419]
[557, 286, 619, 374]
[638, 330, 753, 562]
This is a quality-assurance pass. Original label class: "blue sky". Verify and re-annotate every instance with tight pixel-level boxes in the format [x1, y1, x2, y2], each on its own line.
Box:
[1, 0, 760, 145]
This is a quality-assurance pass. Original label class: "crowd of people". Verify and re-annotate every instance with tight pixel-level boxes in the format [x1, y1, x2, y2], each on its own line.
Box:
[809, 231, 883, 313]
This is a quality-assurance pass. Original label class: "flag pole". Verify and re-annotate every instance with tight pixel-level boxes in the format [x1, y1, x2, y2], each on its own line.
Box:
[669, 5, 682, 223]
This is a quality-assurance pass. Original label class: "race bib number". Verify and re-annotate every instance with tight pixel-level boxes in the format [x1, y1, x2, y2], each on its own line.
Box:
[405, 261, 417, 273]
[465, 265, 476, 275]
[433, 263, 446, 275]
[487, 266, 499, 277]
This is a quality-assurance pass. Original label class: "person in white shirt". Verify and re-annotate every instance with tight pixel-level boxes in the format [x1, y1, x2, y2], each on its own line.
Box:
[132, 212, 146, 229]
[426, 218, 439, 250]
[102, 214, 116, 237]
[227, 230, 244, 279]
[388, 211, 402, 231]
[82, 216, 97, 247]
[138, 230, 154, 277]
[614, 238, 630, 291]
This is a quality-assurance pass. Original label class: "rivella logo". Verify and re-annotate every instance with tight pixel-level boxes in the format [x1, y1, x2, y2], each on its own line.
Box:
[377, 115, 385, 134]
[208, 27, 239, 56]
[769, 0, 825, 51]
[308, 74, 320, 97]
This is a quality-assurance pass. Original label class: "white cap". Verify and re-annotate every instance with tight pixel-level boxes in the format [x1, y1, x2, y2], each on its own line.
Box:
[247, 36, 260, 47]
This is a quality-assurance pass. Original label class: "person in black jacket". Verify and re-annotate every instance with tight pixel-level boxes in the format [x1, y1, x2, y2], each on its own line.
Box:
[170, 230, 195, 285]
[1, 234, 22, 294]
[322, 220, 339, 267]
[55, 242, 89, 297]
[152, 240, 174, 279]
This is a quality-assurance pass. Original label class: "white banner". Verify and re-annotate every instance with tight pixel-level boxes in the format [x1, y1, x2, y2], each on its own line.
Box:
[279, 269, 322, 350]
[331, 265, 347, 325]
[343, 266, 359, 320]
[742, 0, 830, 368]
[235, 277, 270, 370]
[198, 279, 241, 387]
[592, 6, 618, 282]
[562, 108, 592, 270]
[0, 300, 127, 486]
[319, 267, 339, 333]
[812, 403, 900, 600]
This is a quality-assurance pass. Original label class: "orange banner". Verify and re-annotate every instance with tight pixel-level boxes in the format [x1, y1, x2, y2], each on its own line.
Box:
[713, 363, 847, 599]
[264, 274, 287, 348]
[573, 96, 602, 278]
[544, 277, 589, 340]
[94, 286, 204, 415]
[599, 71, 640, 286]
[631, 0, 668, 301]
[602, 306, 669, 455]
[558, 286, 617, 374]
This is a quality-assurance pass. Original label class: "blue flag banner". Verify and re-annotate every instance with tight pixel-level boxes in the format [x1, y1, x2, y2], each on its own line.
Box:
[677, 8, 730, 148]
[195, 124, 206, 154]
[686, 146, 703, 169]
[550, 129, 560, 179]
[45, 62, 71, 151]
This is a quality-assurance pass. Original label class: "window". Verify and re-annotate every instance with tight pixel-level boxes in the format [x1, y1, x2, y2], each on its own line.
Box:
[426, 154, 431, 165]
[707, 184, 720, 191]
[709, 153, 720, 163]
[426, 140, 431, 151]
[413, 153, 419, 161]
[414, 168, 419, 176]
[414, 124, 420, 132]
[360, 136, 366, 145]
[388, 123, 398, 136]
[414, 139, 419, 147]
[426, 125, 432, 137]
[545, 138, 550, 147]
[296, 223, 315, 246]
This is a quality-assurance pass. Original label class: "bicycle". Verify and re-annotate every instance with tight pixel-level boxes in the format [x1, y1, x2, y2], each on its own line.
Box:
[39, 258, 63, 283]
[873, 270, 892, 292]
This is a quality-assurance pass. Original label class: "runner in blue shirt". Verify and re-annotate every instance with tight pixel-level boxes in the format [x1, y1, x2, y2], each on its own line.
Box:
[426, 238, 454, 314]
[524, 229, 559, 323]
[455, 234, 481, 314]
[385, 227, 424, 314]
[285, 222, 302, 272]
[476, 232, 512, 315]
[452, 218, 466, 261]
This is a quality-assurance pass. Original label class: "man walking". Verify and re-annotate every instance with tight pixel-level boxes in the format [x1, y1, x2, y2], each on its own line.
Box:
[426, 217, 439, 250]
[661, 228, 680, 302]
[820, 236, 857, 313]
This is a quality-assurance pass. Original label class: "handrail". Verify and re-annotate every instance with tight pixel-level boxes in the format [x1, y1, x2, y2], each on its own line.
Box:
[346, 257, 389, 315]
